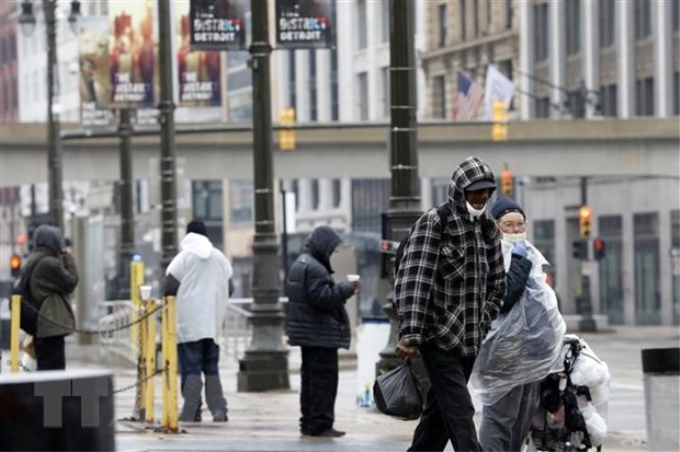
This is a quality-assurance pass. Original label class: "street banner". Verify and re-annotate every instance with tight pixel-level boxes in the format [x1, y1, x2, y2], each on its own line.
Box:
[483, 64, 515, 120]
[109, 1, 157, 109]
[77, 16, 114, 128]
[189, 0, 248, 51]
[275, 0, 333, 49]
[178, 0, 223, 106]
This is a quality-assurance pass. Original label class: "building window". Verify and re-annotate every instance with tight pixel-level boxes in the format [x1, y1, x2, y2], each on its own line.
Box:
[381, 66, 390, 117]
[430, 178, 449, 206]
[673, 0, 679, 32]
[193, 180, 224, 221]
[473, 0, 479, 37]
[228, 180, 252, 224]
[533, 220, 556, 287]
[357, 72, 369, 120]
[567, 89, 586, 118]
[309, 50, 317, 122]
[635, 77, 654, 116]
[671, 210, 680, 324]
[600, 84, 618, 117]
[351, 179, 390, 234]
[506, 0, 513, 29]
[310, 179, 320, 210]
[498, 59, 513, 81]
[288, 50, 296, 110]
[599, 216, 624, 324]
[673, 72, 679, 116]
[634, 212, 660, 325]
[634, 0, 652, 40]
[380, 0, 389, 43]
[438, 3, 447, 47]
[534, 3, 549, 62]
[566, 0, 581, 55]
[433, 75, 447, 119]
[291, 179, 299, 211]
[535, 97, 551, 118]
[330, 1, 339, 121]
[599, 0, 615, 48]
[357, 0, 367, 49]
[331, 179, 341, 208]
[459, 0, 467, 40]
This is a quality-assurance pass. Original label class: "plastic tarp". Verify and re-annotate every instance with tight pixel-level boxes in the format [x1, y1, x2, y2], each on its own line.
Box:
[473, 240, 567, 406]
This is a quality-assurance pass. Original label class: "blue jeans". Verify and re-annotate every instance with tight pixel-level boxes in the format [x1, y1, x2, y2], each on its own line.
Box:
[177, 338, 227, 421]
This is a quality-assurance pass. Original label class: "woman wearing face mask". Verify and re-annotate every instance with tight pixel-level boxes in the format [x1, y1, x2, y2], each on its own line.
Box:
[476, 196, 566, 452]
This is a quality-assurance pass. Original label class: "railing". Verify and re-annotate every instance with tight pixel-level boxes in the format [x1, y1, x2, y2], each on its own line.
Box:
[98, 300, 139, 364]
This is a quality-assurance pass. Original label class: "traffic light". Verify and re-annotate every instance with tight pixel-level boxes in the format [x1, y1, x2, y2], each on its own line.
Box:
[579, 205, 593, 240]
[10, 253, 22, 278]
[279, 108, 296, 151]
[593, 238, 605, 260]
[572, 241, 586, 259]
[492, 100, 508, 142]
[500, 167, 513, 196]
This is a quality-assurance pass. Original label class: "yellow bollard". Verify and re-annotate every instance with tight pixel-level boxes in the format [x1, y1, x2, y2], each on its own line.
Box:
[166, 296, 179, 432]
[138, 303, 148, 420]
[130, 261, 144, 347]
[161, 298, 169, 428]
[10, 295, 21, 372]
[145, 298, 157, 424]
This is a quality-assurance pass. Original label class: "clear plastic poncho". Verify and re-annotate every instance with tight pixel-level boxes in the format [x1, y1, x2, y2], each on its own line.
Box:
[473, 240, 567, 407]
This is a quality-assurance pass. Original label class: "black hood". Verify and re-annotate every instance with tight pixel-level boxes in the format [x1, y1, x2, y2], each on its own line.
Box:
[448, 156, 497, 215]
[305, 226, 342, 273]
[33, 224, 62, 257]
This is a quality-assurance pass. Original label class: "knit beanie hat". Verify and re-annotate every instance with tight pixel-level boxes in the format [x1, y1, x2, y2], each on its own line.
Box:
[491, 196, 525, 220]
[186, 220, 208, 237]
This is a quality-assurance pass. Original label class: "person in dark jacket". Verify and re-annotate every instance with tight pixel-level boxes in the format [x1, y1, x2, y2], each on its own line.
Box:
[284, 225, 358, 438]
[26, 225, 79, 370]
[395, 156, 506, 452]
[478, 196, 536, 451]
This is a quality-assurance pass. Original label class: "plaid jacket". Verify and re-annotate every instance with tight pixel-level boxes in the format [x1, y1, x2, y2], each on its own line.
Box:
[395, 156, 506, 356]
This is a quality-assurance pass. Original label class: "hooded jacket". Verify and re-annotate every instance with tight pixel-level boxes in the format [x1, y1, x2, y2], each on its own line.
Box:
[395, 156, 506, 356]
[284, 226, 356, 349]
[165, 232, 233, 344]
[27, 225, 79, 338]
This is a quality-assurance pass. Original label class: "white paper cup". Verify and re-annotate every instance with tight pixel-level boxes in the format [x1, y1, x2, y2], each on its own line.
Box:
[347, 274, 360, 282]
[139, 285, 152, 301]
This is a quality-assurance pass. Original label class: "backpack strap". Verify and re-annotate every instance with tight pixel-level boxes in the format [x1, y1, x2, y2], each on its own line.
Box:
[12, 254, 47, 301]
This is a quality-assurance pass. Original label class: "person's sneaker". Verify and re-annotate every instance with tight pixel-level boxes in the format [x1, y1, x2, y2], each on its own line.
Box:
[308, 428, 345, 438]
[194, 412, 202, 422]
[213, 412, 228, 422]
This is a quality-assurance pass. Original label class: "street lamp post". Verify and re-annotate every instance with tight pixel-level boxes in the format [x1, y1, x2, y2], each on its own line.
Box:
[117, 108, 134, 299]
[237, 0, 289, 392]
[376, 0, 423, 375]
[156, 0, 178, 272]
[19, 0, 81, 233]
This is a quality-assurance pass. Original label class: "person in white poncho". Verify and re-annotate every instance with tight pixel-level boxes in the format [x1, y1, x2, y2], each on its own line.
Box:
[475, 197, 566, 452]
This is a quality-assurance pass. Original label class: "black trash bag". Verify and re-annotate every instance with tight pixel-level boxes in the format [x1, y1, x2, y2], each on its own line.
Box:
[373, 363, 422, 420]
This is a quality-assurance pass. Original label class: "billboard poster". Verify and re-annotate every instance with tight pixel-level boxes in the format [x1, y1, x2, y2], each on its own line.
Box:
[189, 0, 248, 51]
[178, 0, 223, 106]
[77, 16, 114, 127]
[109, 1, 157, 108]
[275, 0, 333, 49]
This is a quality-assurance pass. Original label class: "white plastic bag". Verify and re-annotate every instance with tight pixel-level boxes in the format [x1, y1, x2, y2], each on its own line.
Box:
[473, 241, 566, 406]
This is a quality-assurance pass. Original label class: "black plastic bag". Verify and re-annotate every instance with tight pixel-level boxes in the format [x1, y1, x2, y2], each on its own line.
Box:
[373, 363, 422, 420]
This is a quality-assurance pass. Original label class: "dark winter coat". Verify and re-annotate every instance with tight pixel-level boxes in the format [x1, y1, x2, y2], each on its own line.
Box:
[26, 225, 79, 338]
[395, 156, 506, 356]
[500, 254, 533, 314]
[284, 226, 356, 349]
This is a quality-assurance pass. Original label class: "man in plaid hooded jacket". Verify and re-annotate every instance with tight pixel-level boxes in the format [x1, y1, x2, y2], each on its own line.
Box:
[395, 156, 506, 452]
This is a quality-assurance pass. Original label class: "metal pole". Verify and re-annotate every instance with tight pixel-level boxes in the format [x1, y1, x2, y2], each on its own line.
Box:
[118, 109, 134, 299]
[280, 180, 289, 279]
[157, 0, 178, 272]
[237, 0, 289, 392]
[377, 0, 423, 376]
[45, 0, 63, 232]
[579, 177, 597, 332]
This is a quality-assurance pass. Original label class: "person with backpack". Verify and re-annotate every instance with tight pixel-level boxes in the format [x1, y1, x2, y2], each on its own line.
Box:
[394, 156, 506, 452]
[284, 225, 359, 438]
[476, 196, 566, 451]
[164, 220, 233, 423]
[21, 224, 79, 370]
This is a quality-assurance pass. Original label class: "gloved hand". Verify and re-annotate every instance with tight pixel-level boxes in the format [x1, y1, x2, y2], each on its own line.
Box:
[512, 241, 528, 258]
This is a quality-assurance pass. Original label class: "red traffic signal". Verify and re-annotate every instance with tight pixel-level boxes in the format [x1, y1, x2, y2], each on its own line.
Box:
[593, 238, 605, 260]
[10, 253, 21, 277]
[379, 240, 400, 254]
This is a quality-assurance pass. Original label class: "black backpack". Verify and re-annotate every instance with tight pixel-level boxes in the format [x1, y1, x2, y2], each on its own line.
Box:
[393, 203, 449, 277]
[10, 255, 47, 336]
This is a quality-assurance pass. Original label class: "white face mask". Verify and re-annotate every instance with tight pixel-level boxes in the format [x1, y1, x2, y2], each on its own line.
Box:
[465, 201, 486, 218]
[503, 232, 527, 243]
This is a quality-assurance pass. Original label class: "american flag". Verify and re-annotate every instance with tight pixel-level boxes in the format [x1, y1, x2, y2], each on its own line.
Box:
[453, 72, 484, 121]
